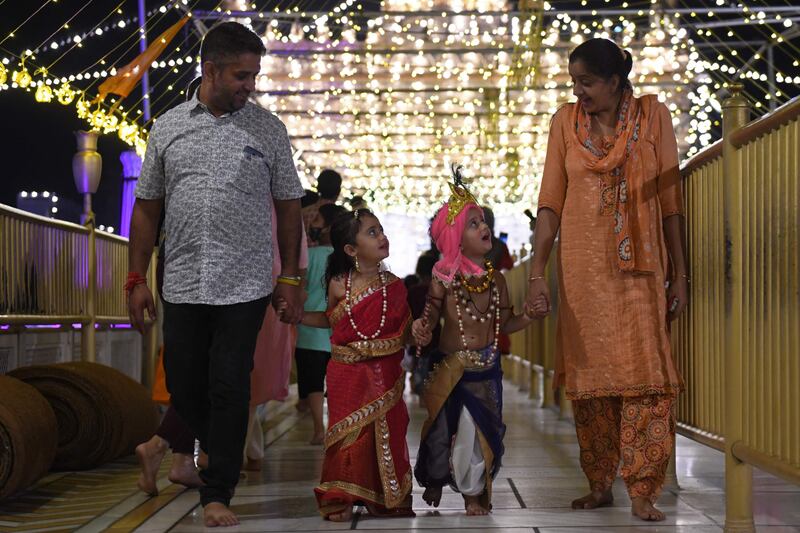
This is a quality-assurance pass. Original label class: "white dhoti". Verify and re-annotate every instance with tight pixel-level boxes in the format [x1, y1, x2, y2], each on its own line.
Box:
[450, 407, 486, 496]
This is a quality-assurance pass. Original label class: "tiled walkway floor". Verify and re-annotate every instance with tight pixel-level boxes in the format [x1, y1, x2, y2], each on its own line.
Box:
[2, 378, 798, 532]
[134, 381, 799, 533]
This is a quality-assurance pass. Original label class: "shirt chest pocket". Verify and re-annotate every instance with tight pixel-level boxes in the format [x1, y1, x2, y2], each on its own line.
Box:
[232, 145, 270, 195]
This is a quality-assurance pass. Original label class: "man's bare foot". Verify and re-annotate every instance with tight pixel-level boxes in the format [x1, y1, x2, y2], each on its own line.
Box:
[464, 494, 490, 516]
[631, 497, 666, 521]
[296, 399, 309, 413]
[135, 436, 168, 496]
[422, 486, 442, 507]
[327, 506, 352, 522]
[204, 502, 239, 527]
[168, 453, 203, 488]
[309, 432, 324, 445]
[243, 457, 262, 471]
[571, 489, 614, 510]
[197, 450, 208, 470]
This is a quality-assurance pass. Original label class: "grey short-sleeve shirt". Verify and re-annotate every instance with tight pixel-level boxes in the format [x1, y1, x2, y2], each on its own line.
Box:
[135, 95, 304, 305]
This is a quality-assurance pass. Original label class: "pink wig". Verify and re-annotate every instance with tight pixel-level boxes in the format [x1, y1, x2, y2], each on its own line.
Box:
[430, 202, 486, 285]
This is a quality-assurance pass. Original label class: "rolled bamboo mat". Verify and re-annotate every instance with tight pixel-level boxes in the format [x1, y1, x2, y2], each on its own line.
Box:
[0, 375, 58, 500]
[9, 362, 159, 470]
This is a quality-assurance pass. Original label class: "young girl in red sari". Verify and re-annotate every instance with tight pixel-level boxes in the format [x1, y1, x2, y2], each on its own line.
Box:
[298, 209, 415, 522]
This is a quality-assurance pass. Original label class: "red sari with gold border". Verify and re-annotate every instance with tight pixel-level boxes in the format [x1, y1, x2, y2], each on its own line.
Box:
[314, 276, 414, 518]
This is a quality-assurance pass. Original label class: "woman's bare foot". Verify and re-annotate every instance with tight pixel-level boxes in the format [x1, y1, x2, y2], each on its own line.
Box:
[464, 494, 490, 516]
[631, 497, 666, 521]
[135, 436, 168, 496]
[422, 486, 442, 507]
[571, 489, 614, 509]
[168, 453, 203, 488]
[243, 457, 262, 471]
[204, 502, 239, 527]
[309, 433, 324, 445]
[327, 506, 353, 522]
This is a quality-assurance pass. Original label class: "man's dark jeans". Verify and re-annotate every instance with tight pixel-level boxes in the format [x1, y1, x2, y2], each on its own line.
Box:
[162, 296, 269, 507]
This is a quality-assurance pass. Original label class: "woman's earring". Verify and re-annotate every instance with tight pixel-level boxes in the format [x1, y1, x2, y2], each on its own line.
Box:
[354, 256, 360, 272]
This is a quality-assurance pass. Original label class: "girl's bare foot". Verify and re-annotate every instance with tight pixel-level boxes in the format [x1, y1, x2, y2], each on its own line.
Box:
[422, 486, 442, 507]
[135, 436, 168, 496]
[631, 497, 666, 521]
[464, 494, 490, 516]
[309, 433, 324, 445]
[204, 502, 239, 527]
[327, 506, 353, 522]
[168, 453, 203, 488]
[571, 489, 614, 509]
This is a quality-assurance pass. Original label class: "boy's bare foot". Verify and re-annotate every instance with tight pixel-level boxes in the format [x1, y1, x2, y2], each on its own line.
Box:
[571, 489, 613, 509]
[135, 436, 168, 496]
[631, 497, 666, 521]
[204, 502, 239, 527]
[309, 432, 324, 445]
[422, 486, 442, 507]
[168, 453, 203, 488]
[296, 399, 309, 413]
[243, 457, 262, 471]
[464, 494, 490, 516]
[327, 506, 353, 522]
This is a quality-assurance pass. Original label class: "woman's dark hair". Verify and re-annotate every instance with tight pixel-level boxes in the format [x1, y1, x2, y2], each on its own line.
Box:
[325, 209, 375, 288]
[200, 22, 266, 65]
[318, 204, 347, 228]
[301, 189, 319, 208]
[568, 38, 633, 93]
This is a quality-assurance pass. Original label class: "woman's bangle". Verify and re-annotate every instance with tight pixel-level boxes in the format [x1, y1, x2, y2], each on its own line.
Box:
[276, 275, 302, 287]
[528, 276, 545, 282]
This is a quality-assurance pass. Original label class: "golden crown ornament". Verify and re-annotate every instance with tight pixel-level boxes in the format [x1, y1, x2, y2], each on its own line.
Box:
[446, 164, 479, 225]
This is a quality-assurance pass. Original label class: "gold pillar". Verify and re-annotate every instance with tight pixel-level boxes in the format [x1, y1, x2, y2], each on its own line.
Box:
[82, 214, 96, 363]
[722, 83, 754, 533]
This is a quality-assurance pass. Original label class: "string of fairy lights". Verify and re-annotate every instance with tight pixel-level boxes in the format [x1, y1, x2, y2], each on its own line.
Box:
[0, 0, 798, 214]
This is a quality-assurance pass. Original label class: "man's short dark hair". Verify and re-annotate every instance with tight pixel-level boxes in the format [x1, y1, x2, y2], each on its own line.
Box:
[317, 169, 342, 201]
[200, 22, 266, 65]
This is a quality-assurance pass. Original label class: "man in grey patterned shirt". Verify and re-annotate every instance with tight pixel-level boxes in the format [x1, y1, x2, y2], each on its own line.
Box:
[127, 22, 304, 527]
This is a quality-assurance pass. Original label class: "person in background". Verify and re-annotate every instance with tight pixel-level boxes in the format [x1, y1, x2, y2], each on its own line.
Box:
[482, 207, 514, 272]
[406, 253, 440, 396]
[295, 203, 347, 444]
[303, 170, 342, 246]
[244, 205, 309, 469]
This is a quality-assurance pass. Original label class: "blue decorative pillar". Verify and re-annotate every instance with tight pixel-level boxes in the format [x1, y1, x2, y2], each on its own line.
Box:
[119, 150, 142, 238]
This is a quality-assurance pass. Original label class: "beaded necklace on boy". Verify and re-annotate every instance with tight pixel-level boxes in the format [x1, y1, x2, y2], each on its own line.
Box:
[460, 260, 495, 294]
[452, 276, 501, 367]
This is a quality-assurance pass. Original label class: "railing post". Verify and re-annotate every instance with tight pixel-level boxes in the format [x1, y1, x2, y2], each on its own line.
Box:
[722, 83, 754, 533]
[82, 215, 97, 363]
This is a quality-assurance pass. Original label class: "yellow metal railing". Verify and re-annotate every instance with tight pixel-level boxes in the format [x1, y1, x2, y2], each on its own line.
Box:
[505, 86, 799, 533]
[0, 204, 158, 387]
[673, 141, 726, 450]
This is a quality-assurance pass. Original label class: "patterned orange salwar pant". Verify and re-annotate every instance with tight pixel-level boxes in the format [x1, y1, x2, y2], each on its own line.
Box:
[572, 394, 675, 502]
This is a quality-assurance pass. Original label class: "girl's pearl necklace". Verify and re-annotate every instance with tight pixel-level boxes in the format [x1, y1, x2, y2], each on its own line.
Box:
[345, 269, 387, 340]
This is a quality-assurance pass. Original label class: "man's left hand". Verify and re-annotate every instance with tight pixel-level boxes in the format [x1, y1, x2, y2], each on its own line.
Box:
[273, 282, 303, 323]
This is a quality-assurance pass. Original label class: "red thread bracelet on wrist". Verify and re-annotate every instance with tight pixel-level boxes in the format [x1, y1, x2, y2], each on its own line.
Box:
[124, 272, 147, 294]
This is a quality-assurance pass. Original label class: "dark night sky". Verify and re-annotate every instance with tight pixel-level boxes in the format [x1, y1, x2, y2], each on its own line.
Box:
[1, 0, 797, 229]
